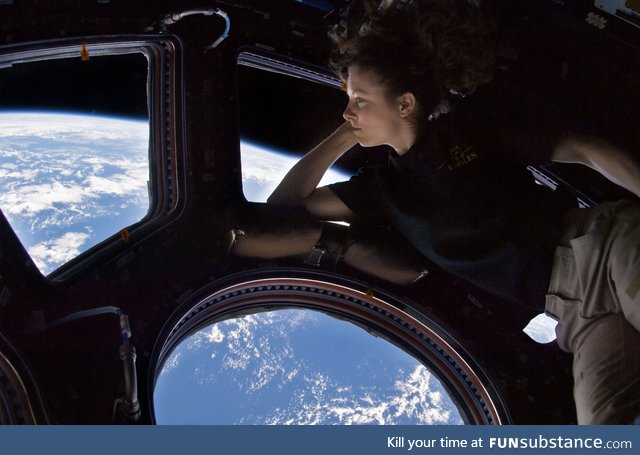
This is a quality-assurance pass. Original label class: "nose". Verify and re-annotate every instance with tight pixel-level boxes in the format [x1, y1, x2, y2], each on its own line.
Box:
[343, 101, 356, 121]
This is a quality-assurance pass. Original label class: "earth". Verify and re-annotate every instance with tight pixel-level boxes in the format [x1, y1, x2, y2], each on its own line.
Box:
[154, 308, 464, 425]
[240, 141, 349, 203]
[0, 111, 150, 274]
[0, 110, 555, 425]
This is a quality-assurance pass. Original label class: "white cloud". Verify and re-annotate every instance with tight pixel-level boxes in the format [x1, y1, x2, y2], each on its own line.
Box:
[0, 181, 88, 216]
[0, 113, 149, 150]
[85, 172, 148, 197]
[6, 168, 39, 180]
[261, 364, 457, 425]
[0, 166, 148, 221]
[27, 231, 91, 271]
[161, 351, 182, 374]
[206, 325, 225, 343]
[186, 312, 311, 392]
[390, 365, 451, 424]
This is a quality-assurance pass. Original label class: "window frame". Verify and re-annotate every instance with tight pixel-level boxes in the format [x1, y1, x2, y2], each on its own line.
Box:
[237, 49, 343, 89]
[0, 35, 185, 280]
[151, 270, 510, 425]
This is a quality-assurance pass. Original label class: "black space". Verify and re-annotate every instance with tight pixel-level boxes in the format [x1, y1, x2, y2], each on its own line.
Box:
[0, 53, 148, 119]
[237, 64, 345, 155]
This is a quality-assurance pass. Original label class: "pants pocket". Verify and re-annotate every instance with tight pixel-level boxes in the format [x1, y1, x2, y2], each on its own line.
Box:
[546, 245, 582, 301]
[545, 246, 584, 352]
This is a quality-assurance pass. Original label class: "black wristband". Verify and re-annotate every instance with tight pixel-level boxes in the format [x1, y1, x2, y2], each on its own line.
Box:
[304, 222, 350, 270]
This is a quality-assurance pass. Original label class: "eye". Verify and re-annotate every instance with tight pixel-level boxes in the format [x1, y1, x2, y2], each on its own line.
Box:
[354, 97, 365, 105]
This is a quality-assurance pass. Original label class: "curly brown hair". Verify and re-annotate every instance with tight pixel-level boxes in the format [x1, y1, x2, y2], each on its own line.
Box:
[330, 0, 496, 120]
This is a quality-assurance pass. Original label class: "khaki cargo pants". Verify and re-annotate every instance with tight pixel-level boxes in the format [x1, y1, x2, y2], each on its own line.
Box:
[545, 200, 640, 424]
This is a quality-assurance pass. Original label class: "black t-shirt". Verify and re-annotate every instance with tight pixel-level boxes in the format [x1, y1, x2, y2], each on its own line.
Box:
[328, 78, 577, 310]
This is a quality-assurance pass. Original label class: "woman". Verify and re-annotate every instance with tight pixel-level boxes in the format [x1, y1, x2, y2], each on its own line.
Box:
[234, 0, 640, 423]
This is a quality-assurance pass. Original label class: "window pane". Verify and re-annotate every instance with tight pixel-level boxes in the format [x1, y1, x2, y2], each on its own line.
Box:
[154, 308, 464, 425]
[0, 53, 150, 275]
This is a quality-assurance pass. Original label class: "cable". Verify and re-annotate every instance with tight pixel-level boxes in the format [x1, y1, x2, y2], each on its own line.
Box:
[206, 9, 231, 49]
[160, 7, 231, 49]
[45, 305, 138, 422]
[47, 306, 121, 327]
[46, 305, 131, 344]
[161, 9, 217, 25]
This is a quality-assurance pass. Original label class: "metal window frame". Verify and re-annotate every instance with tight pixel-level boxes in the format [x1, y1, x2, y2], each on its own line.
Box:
[0, 35, 186, 280]
[151, 269, 511, 425]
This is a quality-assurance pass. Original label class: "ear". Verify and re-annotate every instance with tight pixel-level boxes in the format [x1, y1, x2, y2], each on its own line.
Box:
[397, 92, 417, 118]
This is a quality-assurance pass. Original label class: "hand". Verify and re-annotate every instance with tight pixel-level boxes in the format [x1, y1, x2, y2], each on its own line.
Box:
[336, 120, 359, 137]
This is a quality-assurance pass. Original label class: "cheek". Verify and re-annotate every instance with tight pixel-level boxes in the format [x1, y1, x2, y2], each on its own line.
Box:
[361, 111, 384, 128]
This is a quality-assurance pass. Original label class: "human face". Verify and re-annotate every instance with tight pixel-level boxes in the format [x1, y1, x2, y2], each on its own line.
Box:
[342, 66, 416, 153]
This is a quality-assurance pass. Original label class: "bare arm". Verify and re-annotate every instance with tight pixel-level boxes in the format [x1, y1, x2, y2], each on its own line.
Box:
[342, 240, 429, 285]
[230, 204, 322, 259]
[231, 214, 429, 286]
[267, 122, 358, 206]
[552, 132, 640, 197]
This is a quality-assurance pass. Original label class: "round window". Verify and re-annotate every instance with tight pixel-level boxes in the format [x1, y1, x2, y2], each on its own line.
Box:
[155, 308, 463, 424]
[151, 272, 507, 425]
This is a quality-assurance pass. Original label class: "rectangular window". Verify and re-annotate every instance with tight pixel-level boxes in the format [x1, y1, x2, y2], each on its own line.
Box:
[0, 39, 181, 277]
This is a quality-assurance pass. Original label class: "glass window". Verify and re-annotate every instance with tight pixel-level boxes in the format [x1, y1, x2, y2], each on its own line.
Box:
[154, 308, 464, 425]
[0, 53, 150, 275]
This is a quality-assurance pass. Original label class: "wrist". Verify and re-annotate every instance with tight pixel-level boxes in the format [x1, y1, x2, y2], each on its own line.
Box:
[334, 122, 358, 145]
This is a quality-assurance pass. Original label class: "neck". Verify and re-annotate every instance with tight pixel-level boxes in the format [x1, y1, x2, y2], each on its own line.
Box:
[391, 123, 419, 156]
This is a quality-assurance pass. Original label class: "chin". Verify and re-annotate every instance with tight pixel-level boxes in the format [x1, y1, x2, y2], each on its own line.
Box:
[357, 138, 380, 148]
